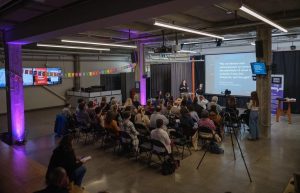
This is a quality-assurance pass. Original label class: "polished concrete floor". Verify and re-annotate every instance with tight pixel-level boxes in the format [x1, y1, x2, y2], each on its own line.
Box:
[5, 108, 300, 193]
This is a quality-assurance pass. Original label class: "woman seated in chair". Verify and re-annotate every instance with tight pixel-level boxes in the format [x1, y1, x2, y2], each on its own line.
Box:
[104, 110, 121, 137]
[135, 107, 150, 128]
[198, 110, 221, 143]
[150, 119, 172, 154]
[122, 111, 139, 152]
[209, 104, 224, 138]
[95, 107, 104, 129]
[180, 107, 199, 150]
[76, 103, 91, 128]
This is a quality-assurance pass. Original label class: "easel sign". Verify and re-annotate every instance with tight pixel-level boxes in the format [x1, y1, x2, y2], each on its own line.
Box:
[271, 74, 284, 115]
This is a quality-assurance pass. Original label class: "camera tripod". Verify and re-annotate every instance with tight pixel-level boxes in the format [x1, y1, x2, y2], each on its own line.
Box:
[225, 114, 252, 183]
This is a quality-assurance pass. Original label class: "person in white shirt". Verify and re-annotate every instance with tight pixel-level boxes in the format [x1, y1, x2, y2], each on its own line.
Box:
[149, 106, 169, 130]
[198, 95, 208, 109]
[151, 119, 172, 154]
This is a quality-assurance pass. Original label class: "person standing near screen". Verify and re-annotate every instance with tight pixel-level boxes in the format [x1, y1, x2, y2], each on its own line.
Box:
[179, 80, 189, 95]
[247, 91, 259, 140]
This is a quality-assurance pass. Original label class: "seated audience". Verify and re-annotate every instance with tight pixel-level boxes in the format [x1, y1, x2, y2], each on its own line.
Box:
[76, 103, 91, 127]
[159, 100, 168, 115]
[46, 135, 87, 186]
[144, 99, 154, 115]
[111, 104, 122, 124]
[192, 96, 203, 118]
[86, 101, 96, 121]
[149, 106, 169, 130]
[95, 107, 104, 129]
[62, 103, 72, 118]
[198, 110, 221, 142]
[198, 95, 208, 109]
[170, 100, 181, 118]
[209, 104, 223, 137]
[180, 107, 199, 150]
[223, 95, 239, 118]
[108, 97, 115, 107]
[100, 96, 109, 112]
[151, 119, 172, 154]
[188, 105, 200, 122]
[133, 94, 141, 109]
[122, 111, 139, 152]
[207, 96, 222, 113]
[76, 98, 85, 113]
[104, 110, 121, 136]
[35, 167, 69, 193]
[135, 107, 150, 128]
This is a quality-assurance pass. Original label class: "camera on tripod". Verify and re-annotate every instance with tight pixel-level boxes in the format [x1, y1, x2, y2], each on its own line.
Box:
[221, 89, 231, 96]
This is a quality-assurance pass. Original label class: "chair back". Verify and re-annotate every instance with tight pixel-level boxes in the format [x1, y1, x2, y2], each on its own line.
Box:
[151, 139, 167, 154]
[198, 126, 214, 139]
[120, 131, 132, 144]
[135, 123, 150, 136]
[169, 130, 184, 139]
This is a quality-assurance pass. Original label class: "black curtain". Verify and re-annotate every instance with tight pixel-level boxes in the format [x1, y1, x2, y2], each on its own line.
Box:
[171, 63, 192, 98]
[193, 55, 205, 92]
[150, 64, 171, 98]
[273, 51, 300, 114]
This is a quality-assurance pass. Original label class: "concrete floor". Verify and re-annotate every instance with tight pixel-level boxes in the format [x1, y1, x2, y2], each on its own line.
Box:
[8, 108, 300, 193]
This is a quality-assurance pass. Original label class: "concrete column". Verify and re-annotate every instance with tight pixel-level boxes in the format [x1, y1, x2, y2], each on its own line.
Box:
[136, 43, 146, 105]
[74, 55, 80, 91]
[4, 43, 25, 144]
[256, 26, 272, 138]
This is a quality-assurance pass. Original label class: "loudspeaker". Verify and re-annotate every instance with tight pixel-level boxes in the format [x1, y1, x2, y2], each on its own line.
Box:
[255, 40, 264, 58]
[131, 51, 137, 63]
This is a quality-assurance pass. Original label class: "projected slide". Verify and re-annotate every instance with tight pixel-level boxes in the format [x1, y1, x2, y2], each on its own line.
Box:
[205, 53, 256, 96]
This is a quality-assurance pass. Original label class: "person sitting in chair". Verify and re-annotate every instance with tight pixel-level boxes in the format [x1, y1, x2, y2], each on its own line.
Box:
[122, 111, 139, 152]
[151, 119, 172, 154]
[198, 110, 221, 143]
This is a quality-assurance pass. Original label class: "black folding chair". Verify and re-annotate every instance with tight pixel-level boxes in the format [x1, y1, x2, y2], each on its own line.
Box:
[119, 131, 133, 155]
[105, 128, 120, 153]
[169, 130, 192, 160]
[149, 139, 169, 166]
[136, 135, 152, 161]
[135, 123, 150, 136]
[196, 126, 215, 169]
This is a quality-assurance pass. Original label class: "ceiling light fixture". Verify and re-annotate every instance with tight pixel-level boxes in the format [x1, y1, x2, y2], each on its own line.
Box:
[37, 43, 110, 51]
[239, 5, 288, 33]
[177, 50, 197, 54]
[154, 21, 224, 39]
[61, 39, 137, 49]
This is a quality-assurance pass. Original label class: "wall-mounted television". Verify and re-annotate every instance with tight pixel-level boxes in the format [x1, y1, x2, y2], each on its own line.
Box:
[251, 62, 267, 75]
[0, 67, 62, 88]
[47, 68, 62, 85]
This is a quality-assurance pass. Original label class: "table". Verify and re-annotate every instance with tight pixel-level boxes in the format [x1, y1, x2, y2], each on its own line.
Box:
[276, 98, 296, 124]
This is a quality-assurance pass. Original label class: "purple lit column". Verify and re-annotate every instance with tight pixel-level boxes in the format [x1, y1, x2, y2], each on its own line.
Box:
[4, 43, 25, 144]
[138, 43, 146, 105]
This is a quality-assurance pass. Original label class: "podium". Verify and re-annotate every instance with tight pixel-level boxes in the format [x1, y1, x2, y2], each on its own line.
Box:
[276, 98, 296, 124]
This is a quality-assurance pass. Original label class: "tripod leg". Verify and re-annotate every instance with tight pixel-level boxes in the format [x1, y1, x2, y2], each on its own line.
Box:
[230, 128, 236, 160]
[196, 149, 207, 169]
[233, 131, 253, 182]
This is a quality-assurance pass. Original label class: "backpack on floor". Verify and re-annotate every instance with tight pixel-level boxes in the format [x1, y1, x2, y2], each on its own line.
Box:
[161, 158, 180, 175]
[208, 141, 224, 154]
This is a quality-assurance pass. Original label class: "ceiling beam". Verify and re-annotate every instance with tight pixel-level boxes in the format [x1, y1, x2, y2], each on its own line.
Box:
[4, 0, 205, 43]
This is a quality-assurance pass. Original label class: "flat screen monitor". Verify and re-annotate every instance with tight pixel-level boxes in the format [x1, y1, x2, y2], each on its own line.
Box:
[33, 68, 48, 85]
[47, 68, 62, 85]
[0, 68, 5, 88]
[23, 68, 33, 86]
[251, 62, 267, 75]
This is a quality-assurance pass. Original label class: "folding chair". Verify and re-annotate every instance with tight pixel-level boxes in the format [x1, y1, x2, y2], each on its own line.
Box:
[196, 126, 215, 169]
[169, 130, 192, 160]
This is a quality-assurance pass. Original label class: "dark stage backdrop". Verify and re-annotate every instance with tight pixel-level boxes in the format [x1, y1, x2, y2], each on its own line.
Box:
[150, 64, 171, 98]
[273, 51, 300, 114]
[171, 62, 192, 98]
[193, 55, 205, 92]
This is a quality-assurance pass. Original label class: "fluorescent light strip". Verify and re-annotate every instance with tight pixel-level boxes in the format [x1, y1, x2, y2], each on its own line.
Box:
[37, 43, 110, 51]
[61, 39, 137, 49]
[239, 5, 288, 33]
[154, 21, 224, 40]
[177, 50, 197, 54]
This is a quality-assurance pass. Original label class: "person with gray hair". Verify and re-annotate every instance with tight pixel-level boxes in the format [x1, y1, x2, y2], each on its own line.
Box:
[207, 96, 222, 113]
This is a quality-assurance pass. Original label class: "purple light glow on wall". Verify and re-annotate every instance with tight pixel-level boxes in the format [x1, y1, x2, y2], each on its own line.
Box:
[7, 44, 25, 143]
[139, 44, 146, 105]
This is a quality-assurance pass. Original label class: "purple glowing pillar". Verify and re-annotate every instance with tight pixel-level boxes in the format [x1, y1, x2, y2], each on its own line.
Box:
[138, 43, 146, 105]
[5, 43, 25, 143]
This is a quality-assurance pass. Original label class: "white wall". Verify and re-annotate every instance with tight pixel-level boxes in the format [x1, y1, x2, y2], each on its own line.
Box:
[0, 54, 131, 114]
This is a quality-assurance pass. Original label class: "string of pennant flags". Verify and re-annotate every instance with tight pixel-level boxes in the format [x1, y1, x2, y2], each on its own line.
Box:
[21, 63, 136, 78]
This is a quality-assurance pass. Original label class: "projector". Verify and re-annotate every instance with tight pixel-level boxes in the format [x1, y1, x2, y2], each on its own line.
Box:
[154, 45, 173, 53]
